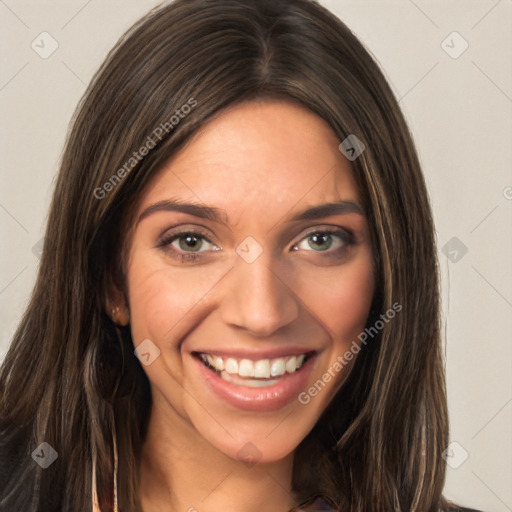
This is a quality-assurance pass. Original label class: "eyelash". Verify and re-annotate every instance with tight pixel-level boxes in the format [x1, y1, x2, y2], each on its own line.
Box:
[158, 228, 218, 263]
[157, 227, 355, 263]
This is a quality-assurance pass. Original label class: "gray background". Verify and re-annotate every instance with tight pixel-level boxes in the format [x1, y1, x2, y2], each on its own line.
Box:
[1, 1, 511, 510]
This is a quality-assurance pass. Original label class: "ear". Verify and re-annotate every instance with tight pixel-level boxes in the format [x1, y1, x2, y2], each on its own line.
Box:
[104, 275, 130, 327]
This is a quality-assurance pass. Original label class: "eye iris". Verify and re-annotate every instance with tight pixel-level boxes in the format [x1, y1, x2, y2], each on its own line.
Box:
[178, 235, 202, 252]
[308, 233, 332, 251]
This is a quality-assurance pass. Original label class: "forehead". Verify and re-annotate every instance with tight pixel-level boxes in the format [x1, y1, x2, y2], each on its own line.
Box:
[138, 100, 361, 224]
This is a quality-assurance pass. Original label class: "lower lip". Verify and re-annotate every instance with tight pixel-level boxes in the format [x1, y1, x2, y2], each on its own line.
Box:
[194, 353, 317, 412]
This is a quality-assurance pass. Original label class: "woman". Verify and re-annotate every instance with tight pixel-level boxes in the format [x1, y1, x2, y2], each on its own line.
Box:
[0, 0, 483, 511]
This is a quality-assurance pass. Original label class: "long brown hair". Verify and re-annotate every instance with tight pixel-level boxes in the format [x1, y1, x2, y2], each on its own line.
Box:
[0, 0, 457, 510]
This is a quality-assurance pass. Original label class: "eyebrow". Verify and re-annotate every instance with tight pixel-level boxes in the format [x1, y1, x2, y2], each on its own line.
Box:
[138, 199, 229, 225]
[137, 198, 365, 226]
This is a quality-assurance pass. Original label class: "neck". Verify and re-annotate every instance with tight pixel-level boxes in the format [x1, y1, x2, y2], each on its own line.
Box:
[139, 394, 299, 512]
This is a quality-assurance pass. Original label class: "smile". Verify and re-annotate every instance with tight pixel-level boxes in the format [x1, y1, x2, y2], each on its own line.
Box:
[198, 352, 309, 386]
[192, 349, 317, 411]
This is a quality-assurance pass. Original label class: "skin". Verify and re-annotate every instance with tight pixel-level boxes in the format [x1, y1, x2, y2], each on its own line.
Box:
[112, 100, 375, 512]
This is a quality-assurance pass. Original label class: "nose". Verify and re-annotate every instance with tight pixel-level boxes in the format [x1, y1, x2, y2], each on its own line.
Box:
[219, 253, 300, 337]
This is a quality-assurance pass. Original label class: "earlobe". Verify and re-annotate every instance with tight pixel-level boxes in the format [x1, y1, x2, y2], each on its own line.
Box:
[111, 304, 130, 326]
[104, 272, 130, 326]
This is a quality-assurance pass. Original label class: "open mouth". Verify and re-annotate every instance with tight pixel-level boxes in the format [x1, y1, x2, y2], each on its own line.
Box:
[194, 351, 314, 388]
[191, 349, 318, 411]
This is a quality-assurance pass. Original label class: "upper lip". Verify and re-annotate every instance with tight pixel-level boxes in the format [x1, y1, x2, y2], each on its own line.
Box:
[191, 347, 317, 360]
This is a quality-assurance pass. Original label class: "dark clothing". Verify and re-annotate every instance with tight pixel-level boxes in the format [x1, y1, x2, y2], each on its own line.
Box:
[291, 495, 484, 511]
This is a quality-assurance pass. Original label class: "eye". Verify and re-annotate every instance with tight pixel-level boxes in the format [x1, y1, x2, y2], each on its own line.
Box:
[158, 229, 220, 262]
[169, 233, 215, 253]
[292, 228, 354, 254]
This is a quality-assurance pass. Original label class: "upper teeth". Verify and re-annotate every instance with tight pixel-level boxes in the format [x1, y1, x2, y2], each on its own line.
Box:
[200, 353, 306, 378]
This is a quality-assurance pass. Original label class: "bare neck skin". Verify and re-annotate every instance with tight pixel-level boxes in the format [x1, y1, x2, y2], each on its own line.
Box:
[139, 388, 298, 512]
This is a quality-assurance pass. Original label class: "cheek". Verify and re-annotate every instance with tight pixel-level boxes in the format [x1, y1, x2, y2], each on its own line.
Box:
[124, 254, 231, 412]
[298, 252, 375, 342]
[292, 252, 374, 412]
[125, 252, 226, 347]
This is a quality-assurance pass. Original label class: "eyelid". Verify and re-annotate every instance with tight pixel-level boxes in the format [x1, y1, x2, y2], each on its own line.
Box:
[158, 225, 218, 244]
[157, 223, 354, 262]
[291, 225, 354, 245]
[156, 226, 221, 259]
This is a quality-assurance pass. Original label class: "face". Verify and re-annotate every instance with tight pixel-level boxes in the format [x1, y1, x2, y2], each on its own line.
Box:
[122, 100, 375, 464]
